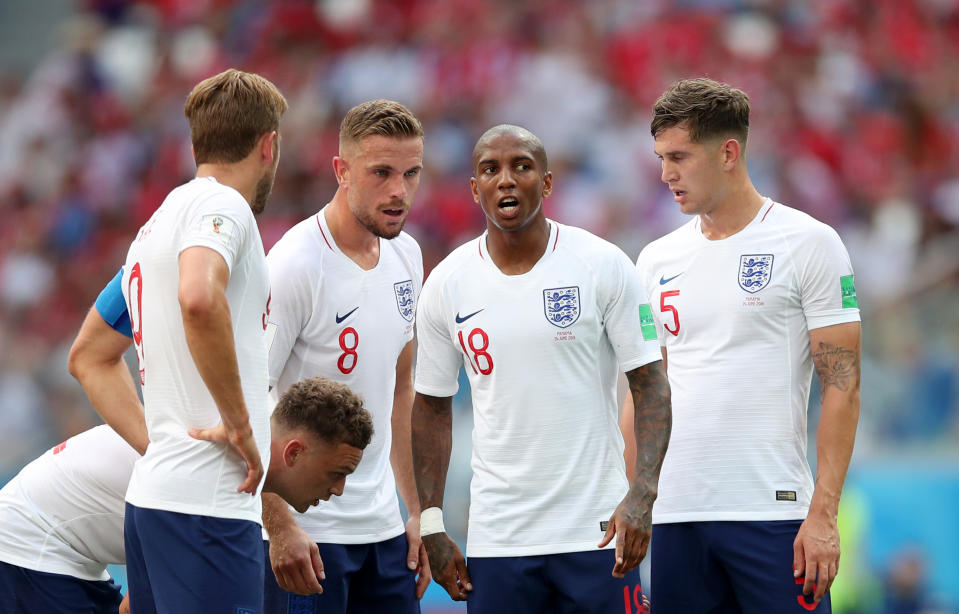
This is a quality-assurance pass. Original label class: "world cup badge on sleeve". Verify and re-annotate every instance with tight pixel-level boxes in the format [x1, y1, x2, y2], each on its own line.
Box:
[394, 280, 415, 322]
[738, 254, 774, 293]
[543, 286, 580, 328]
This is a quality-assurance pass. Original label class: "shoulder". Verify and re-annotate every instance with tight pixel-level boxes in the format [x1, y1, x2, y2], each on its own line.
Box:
[389, 230, 423, 259]
[267, 216, 325, 273]
[554, 222, 633, 269]
[763, 202, 845, 248]
[638, 218, 697, 265]
[423, 237, 481, 290]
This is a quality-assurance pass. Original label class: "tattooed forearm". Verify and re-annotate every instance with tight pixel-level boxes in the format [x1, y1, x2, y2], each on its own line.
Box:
[624, 362, 672, 505]
[812, 342, 859, 393]
[411, 393, 454, 510]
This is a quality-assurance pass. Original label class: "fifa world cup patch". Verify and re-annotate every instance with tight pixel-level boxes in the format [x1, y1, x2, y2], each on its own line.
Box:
[639, 304, 657, 341]
[840, 275, 858, 308]
[199, 214, 235, 246]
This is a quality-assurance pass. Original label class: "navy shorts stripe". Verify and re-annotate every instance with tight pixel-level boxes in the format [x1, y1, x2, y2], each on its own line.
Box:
[124, 503, 264, 614]
[467, 549, 645, 614]
[651, 520, 832, 614]
[263, 534, 419, 614]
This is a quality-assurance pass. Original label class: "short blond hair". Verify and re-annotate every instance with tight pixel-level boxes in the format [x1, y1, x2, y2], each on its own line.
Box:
[339, 99, 423, 151]
[185, 69, 288, 164]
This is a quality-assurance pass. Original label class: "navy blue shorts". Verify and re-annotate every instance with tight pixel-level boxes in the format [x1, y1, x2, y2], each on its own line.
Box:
[263, 533, 419, 614]
[124, 503, 264, 614]
[0, 560, 123, 614]
[651, 520, 831, 614]
[466, 549, 646, 614]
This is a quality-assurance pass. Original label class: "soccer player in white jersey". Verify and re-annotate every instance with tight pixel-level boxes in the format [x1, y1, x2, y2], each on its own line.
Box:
[627, 78, 861, 613]
[411, 125, 671, 613]
[117, 69, 287, 614]
[262, 99, 429, 613]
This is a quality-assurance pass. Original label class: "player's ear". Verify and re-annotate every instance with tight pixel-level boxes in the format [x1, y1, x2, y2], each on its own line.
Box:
[542, 171, 553, 198]
[721, 138, 741, 170]
[333, 156, 349, 187]
[470, 176, 481, 204]
[283, 439, 305, 467]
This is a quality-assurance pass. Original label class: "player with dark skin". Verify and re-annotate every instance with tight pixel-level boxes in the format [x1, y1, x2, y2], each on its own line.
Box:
[412, 125, 671, 603]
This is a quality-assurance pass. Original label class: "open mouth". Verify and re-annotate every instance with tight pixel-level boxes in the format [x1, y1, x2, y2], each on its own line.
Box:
[498, 196, 519, 216]
[382, 207, 406, 219]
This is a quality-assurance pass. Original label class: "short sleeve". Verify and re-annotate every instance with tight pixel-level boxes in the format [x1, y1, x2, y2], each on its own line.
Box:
[94, 267, 133, 337]
[265, 243, 313, 389]
[178, 191, 253, 273]
[798, 224, 861, 331]
[413, 271, 463, 398]
[636, 246, 667, 348]
[602, 248, 662, 371]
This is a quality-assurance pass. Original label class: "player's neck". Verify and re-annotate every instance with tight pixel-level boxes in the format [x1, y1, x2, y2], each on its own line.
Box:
[323, 191, 380, 271]
[698, 183, 765, 241]
[196, 161, 258, 211]
[485, 217, 550, 276]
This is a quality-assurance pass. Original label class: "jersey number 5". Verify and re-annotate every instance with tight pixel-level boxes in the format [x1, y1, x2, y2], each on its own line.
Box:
[660, 290, 680, 336]
[458, 328, 493, 375]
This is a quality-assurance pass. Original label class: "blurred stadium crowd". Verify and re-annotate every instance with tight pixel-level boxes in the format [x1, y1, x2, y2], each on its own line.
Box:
[1, 0, 958, 612]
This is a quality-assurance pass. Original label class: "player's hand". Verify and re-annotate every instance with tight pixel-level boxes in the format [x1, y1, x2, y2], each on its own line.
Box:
[405, 515, 432, 599]
[423, 533, 471, 601]
[793, 509, 840, 603]
[119, 591, 131, 614]
[268, 522, 325, 595]
[189, 422, 264, 495]
[598, 490, 652, 578]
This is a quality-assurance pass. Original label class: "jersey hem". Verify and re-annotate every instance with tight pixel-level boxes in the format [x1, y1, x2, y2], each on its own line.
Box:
[653, 509, 809, 523]
[466, 540, 614, 558]
[806, 309, 861, 330]
[125, 496, 263, 526]
[0, 551, 110, 582]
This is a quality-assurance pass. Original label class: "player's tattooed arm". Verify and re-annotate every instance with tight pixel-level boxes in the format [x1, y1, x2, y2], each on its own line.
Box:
[796, 321, 861, 602]
[812, 340, 858, 393]
[411, 392, 471, 600]
[602, 361, 671, 577]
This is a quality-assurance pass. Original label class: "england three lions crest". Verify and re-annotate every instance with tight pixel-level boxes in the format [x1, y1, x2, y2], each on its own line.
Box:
[394, 280, 415, 322]
[543, 286, 580, 328]
[739, 254, 774, 293]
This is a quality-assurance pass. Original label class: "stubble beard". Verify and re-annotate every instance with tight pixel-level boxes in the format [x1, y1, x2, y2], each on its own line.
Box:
[251, 168, 276, 215]
[353, 200, 408, 239]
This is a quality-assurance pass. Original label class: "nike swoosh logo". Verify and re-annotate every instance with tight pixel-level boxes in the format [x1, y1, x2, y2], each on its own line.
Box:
[455, 309, 484, 324]
[659, 273, 682, 285]
[335, 307, 359, 324]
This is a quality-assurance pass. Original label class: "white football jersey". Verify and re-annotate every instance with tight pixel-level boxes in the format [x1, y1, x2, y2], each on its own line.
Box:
[266, 208, 422, 543]
[637, 199, 861, 523]
[121, 177, 271, 523]
[0, 426, 137, 580]
[415, 220, 661, 557]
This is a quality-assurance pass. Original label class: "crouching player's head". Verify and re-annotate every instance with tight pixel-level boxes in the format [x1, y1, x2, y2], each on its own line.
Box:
[267, 377, 373, 512]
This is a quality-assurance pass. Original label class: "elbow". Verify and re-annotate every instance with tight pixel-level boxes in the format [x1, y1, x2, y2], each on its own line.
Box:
[67, 341, 89, 382]
[178, 286, 217, 324]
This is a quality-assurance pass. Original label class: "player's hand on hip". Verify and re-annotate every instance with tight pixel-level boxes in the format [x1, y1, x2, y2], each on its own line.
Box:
[405, 515, 432, 599]
[793, 511, 840, 603]
[423, 533, 471, 601]
[189, 422, 263, 495]
[268, 522, 325, 595]
[599, 492, 652, 578]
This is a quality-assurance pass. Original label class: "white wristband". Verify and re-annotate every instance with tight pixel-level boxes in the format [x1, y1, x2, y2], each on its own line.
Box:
[420, 507, 445, 537]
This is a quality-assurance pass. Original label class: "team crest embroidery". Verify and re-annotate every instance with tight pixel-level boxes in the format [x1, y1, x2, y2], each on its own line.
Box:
[739, 254, 774, 293]
[394, 280, 415, 322]
[543, 286, 581, 328]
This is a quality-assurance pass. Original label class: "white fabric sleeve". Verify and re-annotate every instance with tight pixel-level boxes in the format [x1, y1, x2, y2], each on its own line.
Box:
[636, 247, 667, 348]
[265, 243, 313, 389]
[798, 224, 861, 331]
[178, 192, 252, 273]
[412, 271, 463, 398]
[603, 248, 662, 372]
